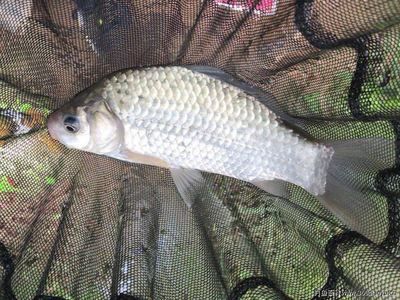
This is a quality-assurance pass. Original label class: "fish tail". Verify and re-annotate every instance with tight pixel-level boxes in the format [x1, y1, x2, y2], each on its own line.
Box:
[317, 138, 394, 243]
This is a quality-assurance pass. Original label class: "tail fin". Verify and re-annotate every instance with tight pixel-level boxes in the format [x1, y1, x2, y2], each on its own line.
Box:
[317, 138, 395, 243]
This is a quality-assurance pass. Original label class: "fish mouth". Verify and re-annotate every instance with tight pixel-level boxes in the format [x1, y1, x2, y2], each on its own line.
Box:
[47, 111, 62, 141]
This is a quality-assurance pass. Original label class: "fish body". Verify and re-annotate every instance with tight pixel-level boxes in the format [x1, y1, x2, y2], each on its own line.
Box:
[48, 66, 332, 196]
[47, 65, 390, 243]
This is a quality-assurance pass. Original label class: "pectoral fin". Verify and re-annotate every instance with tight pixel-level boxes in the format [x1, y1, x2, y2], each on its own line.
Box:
[170, 168, 204, 208]
[114, 148, 169, 168]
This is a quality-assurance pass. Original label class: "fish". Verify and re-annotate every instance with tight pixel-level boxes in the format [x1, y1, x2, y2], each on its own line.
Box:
[47, 65, 390, 243]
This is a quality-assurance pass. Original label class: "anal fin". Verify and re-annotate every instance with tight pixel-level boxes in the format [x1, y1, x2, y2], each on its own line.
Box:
[251, 179, 288, 199]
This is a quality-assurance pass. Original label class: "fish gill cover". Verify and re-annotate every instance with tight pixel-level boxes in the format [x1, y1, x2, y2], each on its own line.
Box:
[0, 0, 399, 299]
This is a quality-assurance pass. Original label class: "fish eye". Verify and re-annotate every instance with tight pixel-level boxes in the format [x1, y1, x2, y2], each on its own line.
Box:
[63, 116, 80, 133]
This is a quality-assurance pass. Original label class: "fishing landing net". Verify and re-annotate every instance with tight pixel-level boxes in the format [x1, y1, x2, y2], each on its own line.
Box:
[0, 1, 399, 299]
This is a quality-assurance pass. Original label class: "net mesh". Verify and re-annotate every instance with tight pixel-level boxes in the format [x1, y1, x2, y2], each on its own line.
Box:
[0, 0, 399, 299]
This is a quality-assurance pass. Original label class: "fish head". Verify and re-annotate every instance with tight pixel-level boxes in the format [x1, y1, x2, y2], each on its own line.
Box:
[47, 88, 124, 155]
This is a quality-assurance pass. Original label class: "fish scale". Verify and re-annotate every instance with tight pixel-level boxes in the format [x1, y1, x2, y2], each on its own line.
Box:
[96, 66, 332, 195]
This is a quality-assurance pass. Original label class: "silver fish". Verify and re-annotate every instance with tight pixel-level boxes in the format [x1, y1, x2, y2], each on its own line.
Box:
[47, 66, 389, 243]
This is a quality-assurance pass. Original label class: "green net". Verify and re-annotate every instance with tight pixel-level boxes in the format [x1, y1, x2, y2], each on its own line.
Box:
[0, 1, 399, 299]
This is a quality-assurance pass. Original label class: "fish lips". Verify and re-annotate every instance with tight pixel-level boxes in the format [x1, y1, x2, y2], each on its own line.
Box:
[47, 111, 63, 141]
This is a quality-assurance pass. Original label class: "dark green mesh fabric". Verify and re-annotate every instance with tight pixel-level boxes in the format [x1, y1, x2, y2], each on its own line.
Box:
[0, 1, 399, 299]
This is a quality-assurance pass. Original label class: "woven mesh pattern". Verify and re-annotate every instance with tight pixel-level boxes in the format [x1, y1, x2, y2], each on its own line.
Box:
[0, 1, 399, 299]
